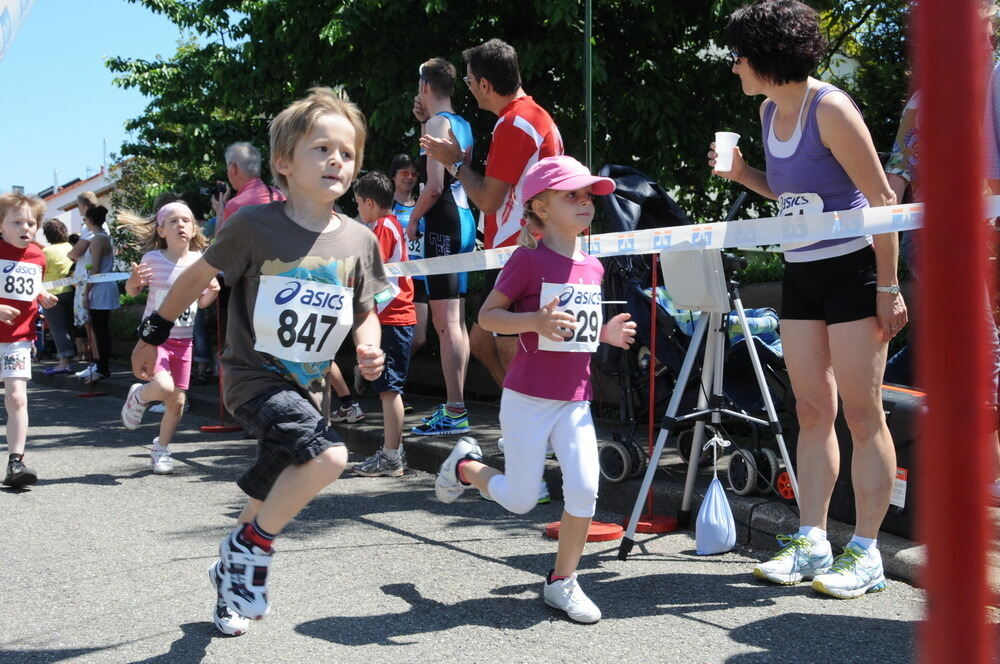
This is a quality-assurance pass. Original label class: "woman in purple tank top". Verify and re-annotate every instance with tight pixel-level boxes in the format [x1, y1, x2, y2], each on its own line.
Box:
[707, 0, 908, 600]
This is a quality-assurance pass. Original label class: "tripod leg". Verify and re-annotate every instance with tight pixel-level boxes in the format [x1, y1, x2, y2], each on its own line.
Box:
[732, 296, 800, 503]
[679, 312, 723, 526]
[619, 314, 710, 560]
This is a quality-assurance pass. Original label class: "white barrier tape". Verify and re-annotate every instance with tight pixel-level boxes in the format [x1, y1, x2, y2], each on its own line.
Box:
[42, 272, 131, 290]
[383, 196, 1000, 278]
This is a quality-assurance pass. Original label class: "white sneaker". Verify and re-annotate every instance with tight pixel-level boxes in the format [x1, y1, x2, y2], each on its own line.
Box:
[75, 363, 97, 378]
[218, 527, 273, 620]
[812, 543, 887, 599]
[543, 573, 601, 623]
[121, 383, 148, 430]
[435, 436, 482, 503]
[208, 560, 249, 636]
[151, 439, 174, 474]
[753, 534, 833, 585]
[330, 402, 365, 423]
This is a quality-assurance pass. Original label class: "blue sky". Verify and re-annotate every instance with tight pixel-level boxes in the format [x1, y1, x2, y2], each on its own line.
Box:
[0, 0, 182, 195]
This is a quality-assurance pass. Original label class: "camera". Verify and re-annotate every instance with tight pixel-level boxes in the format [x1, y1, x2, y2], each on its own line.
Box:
[199, 181, 229, 198]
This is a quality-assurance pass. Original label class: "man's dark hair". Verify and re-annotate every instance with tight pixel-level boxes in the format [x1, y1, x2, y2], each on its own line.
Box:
[354, 171, 394, 211]
[726, 0, 827, 86]
[43, 219, 69, 244]
[389, 154, 420, 182]
[420, 57, 457, 98]
[462, 38, 521, 96]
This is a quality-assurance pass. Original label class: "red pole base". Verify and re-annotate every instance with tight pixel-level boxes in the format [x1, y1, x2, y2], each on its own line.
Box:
[76, 391, 108, 398]
[625, 514, 679, 534]
[200, 424, 243, 434]
[544, 520, 624, 541]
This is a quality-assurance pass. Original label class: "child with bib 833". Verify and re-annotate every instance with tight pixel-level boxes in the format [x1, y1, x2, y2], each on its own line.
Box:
[118, 202, 219, 474]
[434, 155, 636, 623]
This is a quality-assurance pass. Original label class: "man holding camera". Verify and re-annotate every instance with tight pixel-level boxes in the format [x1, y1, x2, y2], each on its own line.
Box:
[211, 142, 284, 232]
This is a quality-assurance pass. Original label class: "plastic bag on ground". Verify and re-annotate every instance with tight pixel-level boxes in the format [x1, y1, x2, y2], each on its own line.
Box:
[695, 476, 737, 555]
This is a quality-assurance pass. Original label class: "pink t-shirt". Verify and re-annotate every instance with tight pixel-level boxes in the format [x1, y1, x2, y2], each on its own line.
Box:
[494, 242, 604, 401]
[141, 249, 202, 339]
[221, 178, 286, 228]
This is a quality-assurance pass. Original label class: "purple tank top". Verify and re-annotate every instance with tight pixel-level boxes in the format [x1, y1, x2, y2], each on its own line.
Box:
[763, 84, 868, 258]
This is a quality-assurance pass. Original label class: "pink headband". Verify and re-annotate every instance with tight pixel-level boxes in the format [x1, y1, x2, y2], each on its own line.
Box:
[155, 202, 193, 226]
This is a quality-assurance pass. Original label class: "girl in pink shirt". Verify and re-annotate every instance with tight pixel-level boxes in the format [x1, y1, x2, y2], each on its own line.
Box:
[433, 156, 636, 623]
[118, 202, 219, 474]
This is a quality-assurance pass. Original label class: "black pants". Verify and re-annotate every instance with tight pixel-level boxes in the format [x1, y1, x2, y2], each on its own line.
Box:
[89, 309, 113, 375]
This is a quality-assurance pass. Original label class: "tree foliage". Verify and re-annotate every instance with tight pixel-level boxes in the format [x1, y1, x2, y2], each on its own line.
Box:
[109, 0, 910, 224]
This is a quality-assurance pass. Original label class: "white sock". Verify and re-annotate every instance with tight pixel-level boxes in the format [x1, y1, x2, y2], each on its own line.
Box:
[848, 534, 877, 553]
[383, 446, 401, 461]
[797, 526, 827, 545]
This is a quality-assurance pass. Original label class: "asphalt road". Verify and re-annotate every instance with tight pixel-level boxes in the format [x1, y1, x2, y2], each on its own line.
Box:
[0, 385, 992, 664]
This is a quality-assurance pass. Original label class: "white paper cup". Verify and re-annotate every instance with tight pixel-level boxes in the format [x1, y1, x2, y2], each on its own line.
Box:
[714, 131, 741, 172]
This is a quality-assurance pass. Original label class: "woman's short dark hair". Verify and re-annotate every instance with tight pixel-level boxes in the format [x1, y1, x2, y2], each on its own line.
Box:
[43, 219, 69, 244]
[84, 205, 108, 227]
[726, 0, 827, 85]
[389, 154, 420, 181]
[463, 38, 521, 96]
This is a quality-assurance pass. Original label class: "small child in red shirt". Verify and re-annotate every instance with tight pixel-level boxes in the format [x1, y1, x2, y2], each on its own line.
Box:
[0, 193, 58, 487]
[351, 171, 417, 477]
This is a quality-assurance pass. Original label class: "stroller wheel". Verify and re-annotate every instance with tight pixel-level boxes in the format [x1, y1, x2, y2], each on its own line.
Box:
[754, 448, 780, 494]
[599, 440, 640, 483]
[676, 425, 715, 466]
[726, 448, 759, 496]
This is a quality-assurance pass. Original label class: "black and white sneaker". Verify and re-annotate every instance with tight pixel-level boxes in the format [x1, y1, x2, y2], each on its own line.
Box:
[208, 560, 249, 636]
[218, 527, 273, 620]
[3, 457, 37, 487]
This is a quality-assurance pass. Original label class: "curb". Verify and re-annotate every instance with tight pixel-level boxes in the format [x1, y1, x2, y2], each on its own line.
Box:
[30, 361, 1000, 598]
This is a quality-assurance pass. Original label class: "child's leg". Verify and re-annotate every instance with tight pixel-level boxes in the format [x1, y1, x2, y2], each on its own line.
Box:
[4, 378, 28, 456]
[254, 446, 348, 534]
[468, 390, 555, 514]
[548, 401, 600, 577]
[157, 390, 186, 447]
[381, 391, 404, 451]
[327, 362, 351, 400]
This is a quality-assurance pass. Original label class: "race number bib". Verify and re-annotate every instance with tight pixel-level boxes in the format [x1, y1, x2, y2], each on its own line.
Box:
[0, 260, 41, 302]
[777, 192, 824, 252]
[253, 276, 354, 363]
[407, 233, 424, 261]
[151, 291, 196, 328]
[537, 282, 603, 353]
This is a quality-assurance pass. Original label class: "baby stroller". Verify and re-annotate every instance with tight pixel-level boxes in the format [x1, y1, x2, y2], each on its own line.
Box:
[594, 165, 795, 498]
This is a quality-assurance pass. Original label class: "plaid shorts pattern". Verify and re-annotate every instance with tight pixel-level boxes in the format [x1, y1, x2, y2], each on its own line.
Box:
[234, 388, 345, 501]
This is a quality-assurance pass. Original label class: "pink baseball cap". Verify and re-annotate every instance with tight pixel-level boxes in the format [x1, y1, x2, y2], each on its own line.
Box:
[521, 156, 615, 202]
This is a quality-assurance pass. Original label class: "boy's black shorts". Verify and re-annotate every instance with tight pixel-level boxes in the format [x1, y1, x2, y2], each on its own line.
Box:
[234, 388, 345, 501]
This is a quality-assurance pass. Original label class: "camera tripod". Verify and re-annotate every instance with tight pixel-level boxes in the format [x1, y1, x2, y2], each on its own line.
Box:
[618, 252, 799, 560]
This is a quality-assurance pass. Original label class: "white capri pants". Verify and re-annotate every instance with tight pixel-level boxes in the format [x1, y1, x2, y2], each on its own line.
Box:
[487, 389, 600, 518]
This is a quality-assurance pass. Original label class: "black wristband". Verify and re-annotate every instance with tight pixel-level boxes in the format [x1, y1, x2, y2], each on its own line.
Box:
[137, 312, 174, 346]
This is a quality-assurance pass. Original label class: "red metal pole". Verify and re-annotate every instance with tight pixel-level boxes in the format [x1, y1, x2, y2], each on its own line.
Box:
[916, 1, 993, 662]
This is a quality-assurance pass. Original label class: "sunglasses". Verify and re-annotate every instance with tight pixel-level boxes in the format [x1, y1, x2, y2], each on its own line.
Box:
[729, 50, 743, 64]
[462, 75, 475, 87]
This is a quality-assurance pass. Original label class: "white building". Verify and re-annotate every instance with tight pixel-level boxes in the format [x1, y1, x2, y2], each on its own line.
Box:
[36, 167, 115, 240]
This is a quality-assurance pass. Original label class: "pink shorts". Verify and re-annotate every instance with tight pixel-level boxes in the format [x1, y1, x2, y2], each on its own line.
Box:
[155, 337, 194, 390]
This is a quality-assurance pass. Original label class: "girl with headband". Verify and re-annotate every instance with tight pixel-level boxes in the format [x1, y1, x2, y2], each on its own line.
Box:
[118, 201, 219, 474]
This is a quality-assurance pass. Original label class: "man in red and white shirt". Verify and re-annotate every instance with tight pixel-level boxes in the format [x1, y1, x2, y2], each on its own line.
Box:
[420, 38, 563, 387]
[212, 142, 286, 232]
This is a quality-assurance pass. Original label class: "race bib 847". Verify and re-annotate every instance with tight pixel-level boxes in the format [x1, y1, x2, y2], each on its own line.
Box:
[537, 281, 603, 353]
[253, 275, 354, 363]
[0, 260, 41, 302]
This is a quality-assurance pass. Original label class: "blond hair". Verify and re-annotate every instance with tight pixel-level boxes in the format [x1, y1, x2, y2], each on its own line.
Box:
[76, 191, 98, 209]
[0, 192, 46, 225]
[115, 205, 207, 255]
[269, 87, 367, 193]
[517, 195, 546, 249]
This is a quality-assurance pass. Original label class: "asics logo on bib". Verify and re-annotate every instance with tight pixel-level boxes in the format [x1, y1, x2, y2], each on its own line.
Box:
[273, 281, 345, 311]
[780, 195, 813, 213]
[557, 286, 601, 307]
[2, 263, 35, 275]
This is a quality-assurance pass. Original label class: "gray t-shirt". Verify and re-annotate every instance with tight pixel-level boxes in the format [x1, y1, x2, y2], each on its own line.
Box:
[204, 201, 389, 412]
